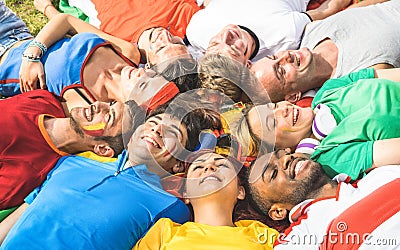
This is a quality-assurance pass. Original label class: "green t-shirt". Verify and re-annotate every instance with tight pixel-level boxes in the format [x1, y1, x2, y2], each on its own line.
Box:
[311, 68, 400, 180]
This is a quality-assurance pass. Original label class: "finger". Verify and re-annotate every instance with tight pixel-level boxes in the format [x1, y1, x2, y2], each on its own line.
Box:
[39, 74, 47, 90]
[20, 80, 26, 93]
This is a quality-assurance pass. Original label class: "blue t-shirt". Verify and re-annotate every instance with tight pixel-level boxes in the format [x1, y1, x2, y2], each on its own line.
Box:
[1, 33, 106, 98]
[1, 150, 190, 249]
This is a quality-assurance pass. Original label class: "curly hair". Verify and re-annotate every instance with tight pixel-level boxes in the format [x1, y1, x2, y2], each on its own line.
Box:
[199, 54, 268, 105]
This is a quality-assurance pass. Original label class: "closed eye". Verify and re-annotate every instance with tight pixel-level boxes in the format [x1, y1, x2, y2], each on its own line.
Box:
[271, 169, 278, 180]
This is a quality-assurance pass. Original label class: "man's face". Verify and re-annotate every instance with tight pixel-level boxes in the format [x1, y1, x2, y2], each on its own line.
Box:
[140, 27, 191, 65]
[120, 66, 170, 105]
[206, 25, 252, 65]
[128, 113, 188, 172]
[247, 101, 314, 150]
[250, 48, 314, 102]
[69, 101, 125, 137]
[249, 150, 327, 212]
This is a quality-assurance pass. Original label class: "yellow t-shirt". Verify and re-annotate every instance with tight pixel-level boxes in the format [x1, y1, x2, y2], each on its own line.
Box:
[133, 218, 278, 250]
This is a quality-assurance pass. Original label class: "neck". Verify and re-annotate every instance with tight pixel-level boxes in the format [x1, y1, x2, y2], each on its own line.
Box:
[44, 117, 89, 154]
[306, 178, 338, 200]
[191, 199, 235, 227]
[129, 159, 170, 178]
[312, 40, 338, 86]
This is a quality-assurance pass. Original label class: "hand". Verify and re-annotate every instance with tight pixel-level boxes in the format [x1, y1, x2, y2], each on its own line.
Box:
[19, 60, 47, 93]
[34, 0, 53, 14]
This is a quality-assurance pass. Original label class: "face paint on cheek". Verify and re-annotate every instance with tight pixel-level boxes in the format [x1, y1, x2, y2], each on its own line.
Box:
[82, 122, 106, 136]
[281, 127, 296, 132]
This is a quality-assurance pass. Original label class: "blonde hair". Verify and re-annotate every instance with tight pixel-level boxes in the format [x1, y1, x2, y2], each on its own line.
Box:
[199, 54, 260, 103]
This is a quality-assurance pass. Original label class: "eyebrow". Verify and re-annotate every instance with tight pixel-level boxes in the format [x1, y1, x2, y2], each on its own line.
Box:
[192, 157, 226, 164]
[273, 63, 281, 82]
[171, 123, 183, 138]
[110, 108, 116, 127]
[265, 109, 274, 132]
[152, 115, 184, 138]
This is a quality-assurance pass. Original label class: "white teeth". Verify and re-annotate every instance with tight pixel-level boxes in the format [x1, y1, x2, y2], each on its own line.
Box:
[85, 108, 91, 121]
[296, 54, 300, 66]
[144, 136, 160, 148]
[293, 108, 298, 126]
[295, 160, 304, 176]
[201, 176, 220, 183]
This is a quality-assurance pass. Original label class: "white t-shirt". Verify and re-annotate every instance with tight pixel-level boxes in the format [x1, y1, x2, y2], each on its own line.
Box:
[186, 0, 311, 61]
[275, 165, 400, 249]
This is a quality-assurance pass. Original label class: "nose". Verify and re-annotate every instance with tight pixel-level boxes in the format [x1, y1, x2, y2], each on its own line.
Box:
[158, 29, 172, 42]
[92, 101, 109, 114]
[222, 29, 237, 45]
[274, 102, 290, 117]
[280, 151, 293, 170]
[203, 163, 217, 173]
[275, 51, 291, 63]
[134, 68, 146, 77]
[151, 123, 163, 137]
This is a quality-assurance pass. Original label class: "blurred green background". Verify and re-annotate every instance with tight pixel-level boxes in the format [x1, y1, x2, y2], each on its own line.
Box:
[7, 0, 60, 36]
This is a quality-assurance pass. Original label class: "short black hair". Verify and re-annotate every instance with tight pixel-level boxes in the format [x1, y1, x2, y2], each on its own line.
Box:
[154, 57, 200, 93]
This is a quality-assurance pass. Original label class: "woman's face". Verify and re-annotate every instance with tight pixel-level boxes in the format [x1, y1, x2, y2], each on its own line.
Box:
[185, 153, 244, 200]
[121, 66, 170, 105]
[247, 101, 314, 149]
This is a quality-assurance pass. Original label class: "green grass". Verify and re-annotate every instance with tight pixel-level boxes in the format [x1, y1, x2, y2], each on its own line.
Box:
[7, 0, 60, 36]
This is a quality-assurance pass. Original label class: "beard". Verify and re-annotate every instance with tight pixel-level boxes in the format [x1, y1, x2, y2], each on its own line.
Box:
[280, 164, 328, 206]
[70, 116, 84, 137]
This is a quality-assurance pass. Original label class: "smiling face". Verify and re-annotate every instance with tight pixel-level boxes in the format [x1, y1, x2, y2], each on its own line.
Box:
[250, 48, 315, 102]
[248, 150, 328, 214]
[247, 101, 314, 150]
[206, 25, 254, 65]
[138, 27, 191, 65]
[121, 66, 171, 105]
[69, 101, 125, 137]
[127, 113, 188, 173]
[185, 152, 244, 200]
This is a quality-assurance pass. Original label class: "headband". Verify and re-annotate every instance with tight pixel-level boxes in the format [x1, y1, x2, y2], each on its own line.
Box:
[238, 25, 260, 60]
[140, 82, 179, 113]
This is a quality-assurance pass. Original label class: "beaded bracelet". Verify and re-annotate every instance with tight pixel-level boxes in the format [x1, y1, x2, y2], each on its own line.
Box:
[28, 40, 47, 56]
[22, 54, 41, 62]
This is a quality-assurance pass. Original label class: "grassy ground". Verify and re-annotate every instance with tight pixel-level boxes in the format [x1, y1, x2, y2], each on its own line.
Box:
[7, 0, 59, 36]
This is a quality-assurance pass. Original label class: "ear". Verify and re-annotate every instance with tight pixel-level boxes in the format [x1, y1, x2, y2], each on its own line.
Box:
[172, 162, 184, 174]
[237, 186, 245, 200]
[268, 203, 288, 221]
[245, 60, 252, 68]
[93, 144, 115, 158]
[285, 91, 302, 104]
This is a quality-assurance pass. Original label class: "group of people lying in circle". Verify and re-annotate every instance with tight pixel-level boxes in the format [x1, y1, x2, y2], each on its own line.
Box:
[0, 0, 398, 249]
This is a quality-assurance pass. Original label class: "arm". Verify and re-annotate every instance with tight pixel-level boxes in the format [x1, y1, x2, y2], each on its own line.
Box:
[306, 0, 352, 20]
[20, 13, 140, 92]
[0, 203, 29, 244]
[34, 0, 60, 19]
[27, 13, 140, 63]
[347, 0, 389, 8]
[371, 138, 400, 169]
[374, 68, 400, 82]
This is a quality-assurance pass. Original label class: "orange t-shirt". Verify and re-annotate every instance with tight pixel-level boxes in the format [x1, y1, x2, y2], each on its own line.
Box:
[92, 0, 201, 42]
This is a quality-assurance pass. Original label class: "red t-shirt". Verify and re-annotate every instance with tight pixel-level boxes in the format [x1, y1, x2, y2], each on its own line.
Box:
[92, 0, 201, 42]
[0, 90, 68, 210]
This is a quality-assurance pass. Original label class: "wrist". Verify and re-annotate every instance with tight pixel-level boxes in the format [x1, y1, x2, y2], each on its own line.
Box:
[43, 3, 53, 16]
